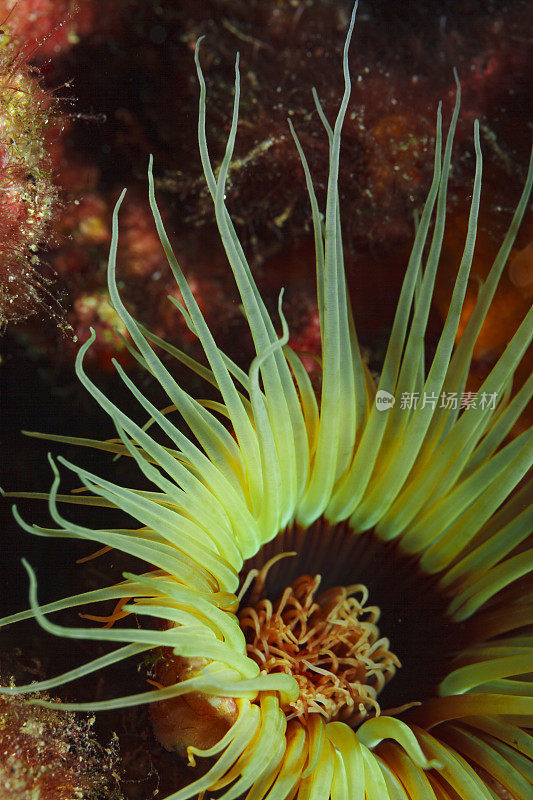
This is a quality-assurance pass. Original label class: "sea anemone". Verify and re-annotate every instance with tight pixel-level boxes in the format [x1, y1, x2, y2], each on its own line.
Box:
[2, 4, 533, 799]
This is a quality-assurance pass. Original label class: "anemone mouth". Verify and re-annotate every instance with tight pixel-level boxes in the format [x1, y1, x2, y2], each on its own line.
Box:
[238, 521, 464, 724]
[238, 566, 399, 725]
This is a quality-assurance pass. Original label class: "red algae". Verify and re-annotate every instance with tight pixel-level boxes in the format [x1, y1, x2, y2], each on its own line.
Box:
[0, 684, 121, 799]
[0, 0, 119, 59]
[4, 0, 529, 370]
[0, 22, 61, 326]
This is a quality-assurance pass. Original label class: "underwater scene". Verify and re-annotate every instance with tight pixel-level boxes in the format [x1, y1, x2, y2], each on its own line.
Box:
[0, 2, 532, 799]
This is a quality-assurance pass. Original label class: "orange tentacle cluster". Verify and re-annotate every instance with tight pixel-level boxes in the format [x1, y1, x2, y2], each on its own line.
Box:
[238, 573, 400, 725]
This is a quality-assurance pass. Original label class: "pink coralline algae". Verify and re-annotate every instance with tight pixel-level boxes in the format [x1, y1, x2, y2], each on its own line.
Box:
[0, 0, 108, 59]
